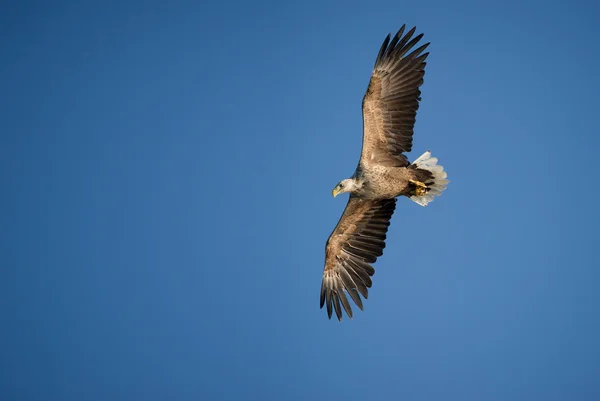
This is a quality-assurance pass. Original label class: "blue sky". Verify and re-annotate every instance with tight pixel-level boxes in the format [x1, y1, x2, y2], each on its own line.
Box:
[2, 0, 599, 400]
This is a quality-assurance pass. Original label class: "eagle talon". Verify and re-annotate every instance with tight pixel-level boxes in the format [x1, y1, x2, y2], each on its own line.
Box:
[409, 179, 429, 196]
[415, 187, 429, 196]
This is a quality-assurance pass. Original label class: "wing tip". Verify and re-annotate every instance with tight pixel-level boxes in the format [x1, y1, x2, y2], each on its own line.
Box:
[374, 24, 428, 68]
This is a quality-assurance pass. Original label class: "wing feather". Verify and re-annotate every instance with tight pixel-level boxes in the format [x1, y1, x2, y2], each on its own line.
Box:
[320, 197, 396, 320]
[360, 25, 430, 168]
[338, 268, 363, 309]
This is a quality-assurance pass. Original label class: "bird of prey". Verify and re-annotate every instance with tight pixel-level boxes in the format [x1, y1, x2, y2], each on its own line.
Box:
[321, 25, 449, 321]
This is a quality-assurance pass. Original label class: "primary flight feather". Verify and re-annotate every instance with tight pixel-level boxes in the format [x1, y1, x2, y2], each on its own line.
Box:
[321, 25, 449, 321]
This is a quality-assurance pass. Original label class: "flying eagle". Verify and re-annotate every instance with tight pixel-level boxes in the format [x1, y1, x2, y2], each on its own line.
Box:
[321, 25, 449, 321]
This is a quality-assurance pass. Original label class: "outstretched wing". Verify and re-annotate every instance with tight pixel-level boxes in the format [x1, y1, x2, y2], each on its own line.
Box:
[360, 25, 430, 168]
[321, 196, 396, 320]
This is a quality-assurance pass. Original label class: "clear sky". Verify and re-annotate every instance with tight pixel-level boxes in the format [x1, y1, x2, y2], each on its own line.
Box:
[2, 0, 599, 400]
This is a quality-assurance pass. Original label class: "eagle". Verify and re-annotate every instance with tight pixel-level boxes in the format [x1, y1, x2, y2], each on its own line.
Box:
[321, 25, 449, 321]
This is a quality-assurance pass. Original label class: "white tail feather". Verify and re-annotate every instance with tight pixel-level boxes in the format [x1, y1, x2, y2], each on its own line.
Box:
[410, 151, 449, 207]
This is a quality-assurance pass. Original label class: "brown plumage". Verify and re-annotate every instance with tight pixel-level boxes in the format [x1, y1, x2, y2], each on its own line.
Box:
[321, 197, 396, 319]
[361, 25, 429, 169]
[321, 25, 449, 321]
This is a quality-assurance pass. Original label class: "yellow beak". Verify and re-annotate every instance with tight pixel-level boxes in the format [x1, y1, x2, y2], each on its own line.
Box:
[332, 187, 340, 198]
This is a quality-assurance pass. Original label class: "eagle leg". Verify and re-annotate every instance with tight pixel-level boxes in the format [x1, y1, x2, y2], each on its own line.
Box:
[409, 179, 430, 196]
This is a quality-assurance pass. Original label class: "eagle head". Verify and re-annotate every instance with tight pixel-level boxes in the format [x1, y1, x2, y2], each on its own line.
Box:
[332, 178, 362, 197]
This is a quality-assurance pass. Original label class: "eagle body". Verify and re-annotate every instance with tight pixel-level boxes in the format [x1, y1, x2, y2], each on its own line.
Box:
[351, 165, 433, 200]
[320, 25, 450, 321]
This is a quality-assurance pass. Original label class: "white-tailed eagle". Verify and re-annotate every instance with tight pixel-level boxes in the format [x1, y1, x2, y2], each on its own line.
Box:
[321, 25, 449, 321]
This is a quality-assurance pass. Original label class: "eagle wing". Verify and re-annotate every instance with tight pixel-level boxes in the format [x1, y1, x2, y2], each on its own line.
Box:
[321, 196, 396, 320]
[360, 25, 430, 168]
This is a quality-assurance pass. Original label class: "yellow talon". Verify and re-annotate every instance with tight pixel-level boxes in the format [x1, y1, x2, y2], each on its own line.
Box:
[409, 179, 429, 196]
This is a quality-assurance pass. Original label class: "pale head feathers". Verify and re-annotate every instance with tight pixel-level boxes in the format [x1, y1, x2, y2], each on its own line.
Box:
[332, 178, 363, 197]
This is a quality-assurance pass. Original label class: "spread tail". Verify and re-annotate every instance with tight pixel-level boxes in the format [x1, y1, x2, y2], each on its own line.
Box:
[409, 151, 449, 207]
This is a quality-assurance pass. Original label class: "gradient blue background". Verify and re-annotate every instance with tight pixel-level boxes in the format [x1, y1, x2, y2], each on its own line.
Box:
[2, 1, 599, 400]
